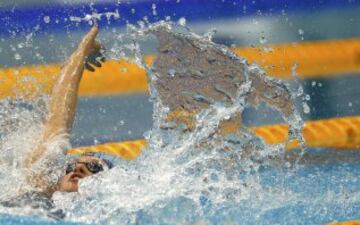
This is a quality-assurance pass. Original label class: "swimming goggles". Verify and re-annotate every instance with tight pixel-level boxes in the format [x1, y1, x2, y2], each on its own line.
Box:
[65, 161, 104, 174]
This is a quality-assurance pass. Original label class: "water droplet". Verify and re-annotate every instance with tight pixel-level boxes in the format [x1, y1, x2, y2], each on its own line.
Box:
[348, 102, 353, 107]
[302, 102, 310, 114]
[152, 3, 157, 16]
[178, 17, 186, 26]
[305, 94, 310, 101]
[311, 81, 316, 87]
[285, 162, 291, 168]
[297, 86, 303, 96]
[14, 53, 22, 60]
[131, 8, 136, 14]
[262, 47, 273, 52]
[259, 36, 267, 44]
[17, 43, 24, 49]
[43, 16, 50, 24]
[298, 29, 304, 35]
[138, 20, 145, 29]
[168, 68, 176, 77]
[203, 29, 216, 41]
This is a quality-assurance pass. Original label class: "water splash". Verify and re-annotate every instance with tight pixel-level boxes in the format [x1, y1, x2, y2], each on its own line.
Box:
[47, 21, 310, 224]
[69, 10, 120, 25]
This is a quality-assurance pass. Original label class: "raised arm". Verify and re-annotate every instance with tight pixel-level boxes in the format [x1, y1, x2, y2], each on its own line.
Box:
[45, 26, 100, 138]
[24, 26, 101, 169]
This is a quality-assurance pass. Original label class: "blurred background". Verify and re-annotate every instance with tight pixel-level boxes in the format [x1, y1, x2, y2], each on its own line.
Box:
[0, 0, 360, 146]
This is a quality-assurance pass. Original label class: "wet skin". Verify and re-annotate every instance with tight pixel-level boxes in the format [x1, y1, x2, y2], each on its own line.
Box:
[58, 156, 107, 192]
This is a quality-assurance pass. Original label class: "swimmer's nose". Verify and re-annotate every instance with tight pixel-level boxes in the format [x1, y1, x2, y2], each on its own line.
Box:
[73, 163, 88, 176]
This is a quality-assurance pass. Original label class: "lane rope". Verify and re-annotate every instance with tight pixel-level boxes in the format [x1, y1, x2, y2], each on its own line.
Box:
[1, 38, 360, 98]
[67, 115, 360, 159]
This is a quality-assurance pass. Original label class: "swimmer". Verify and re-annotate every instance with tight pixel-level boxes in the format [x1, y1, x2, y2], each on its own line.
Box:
[1, 26, 108, 218]
[24, 26, 110, 194]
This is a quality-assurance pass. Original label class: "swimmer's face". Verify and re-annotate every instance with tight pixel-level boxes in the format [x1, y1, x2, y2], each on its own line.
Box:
[58, 156, 107, 192]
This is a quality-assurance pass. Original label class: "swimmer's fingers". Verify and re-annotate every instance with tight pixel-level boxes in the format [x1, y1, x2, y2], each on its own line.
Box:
[85, 51, 105, 72]
[93, 41, 106, 62]
[78, 26, 99, 56]
[87, 55, 102, 67]
[85, 62, 95, 72]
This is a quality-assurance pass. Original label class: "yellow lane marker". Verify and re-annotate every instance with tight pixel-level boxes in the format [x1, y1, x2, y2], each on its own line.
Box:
[68, 115, 360, 159]
[235, 38, 360, 79]
[1, 38, 360, 98]
[67, 139, 147, 160]
[328, 221, 360, 225]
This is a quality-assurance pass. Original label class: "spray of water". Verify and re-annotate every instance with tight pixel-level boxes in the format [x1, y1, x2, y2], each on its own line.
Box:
[45, 21, 306, 224]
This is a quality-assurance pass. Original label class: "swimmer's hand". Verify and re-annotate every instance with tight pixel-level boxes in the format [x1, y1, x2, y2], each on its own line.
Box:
[85, 45, 106, 72]
[77, 26, 106, 72]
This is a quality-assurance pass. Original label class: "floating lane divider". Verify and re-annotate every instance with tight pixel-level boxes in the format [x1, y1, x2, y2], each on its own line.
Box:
[68, 115, 360, 159]
[1, 38, 360, 99]
[68, 139, 147, 160]
[328, 221, 360, 225]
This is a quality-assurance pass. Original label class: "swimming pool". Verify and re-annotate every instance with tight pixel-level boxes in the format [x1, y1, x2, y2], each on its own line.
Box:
[0, 1, 360, 224]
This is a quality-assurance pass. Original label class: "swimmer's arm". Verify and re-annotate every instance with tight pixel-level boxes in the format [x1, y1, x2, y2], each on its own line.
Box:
[45, 26, 100, 137]
[25, 27, 100, 167]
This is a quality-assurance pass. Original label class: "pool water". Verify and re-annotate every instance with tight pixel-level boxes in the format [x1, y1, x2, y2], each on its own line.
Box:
[1, 150, 359, 224]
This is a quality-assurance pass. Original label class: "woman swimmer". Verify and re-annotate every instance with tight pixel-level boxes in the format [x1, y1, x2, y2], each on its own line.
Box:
[1, 27, 114, 219]
[22, 26, 110, 195]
